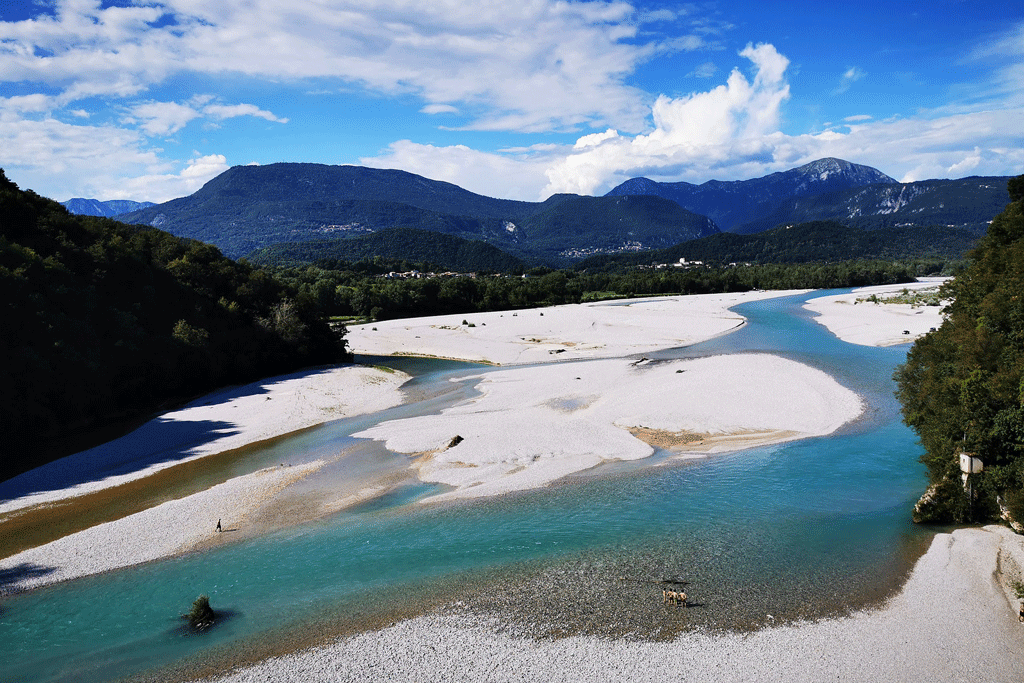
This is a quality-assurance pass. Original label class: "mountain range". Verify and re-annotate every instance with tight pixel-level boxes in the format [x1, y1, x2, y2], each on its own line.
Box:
[61, 198, 155, 217]
[605, 158, 898, 232]
[117, 164, 716, 263]
[100, 159, 1011, 268]
[729, 176, 1010, 235]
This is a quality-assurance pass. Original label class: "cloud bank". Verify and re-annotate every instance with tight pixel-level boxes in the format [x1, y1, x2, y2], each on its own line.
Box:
[364, 38, 1024, 200]
[0, 3, 1021, 202]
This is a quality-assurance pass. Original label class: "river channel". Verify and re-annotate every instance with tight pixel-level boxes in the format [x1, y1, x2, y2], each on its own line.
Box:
[0, 290, 933, 682]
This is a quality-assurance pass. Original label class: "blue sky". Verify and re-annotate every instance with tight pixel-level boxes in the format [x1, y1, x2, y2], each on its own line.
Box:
[1, 0, 1022, 203]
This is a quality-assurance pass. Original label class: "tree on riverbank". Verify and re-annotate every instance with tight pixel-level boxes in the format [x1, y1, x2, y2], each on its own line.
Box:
[0, 169, 349, 481]
[895, 176, 1024, 524]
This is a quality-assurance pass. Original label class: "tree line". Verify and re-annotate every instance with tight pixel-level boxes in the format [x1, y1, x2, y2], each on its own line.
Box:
[270, 258, 950, 323]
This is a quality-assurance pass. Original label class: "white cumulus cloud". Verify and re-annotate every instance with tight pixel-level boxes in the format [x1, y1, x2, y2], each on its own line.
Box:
[116, 154, 230, 202]
[360, 41, 1023, 201]
[542, 42, 791, 196]
[127, 101, 201, 136]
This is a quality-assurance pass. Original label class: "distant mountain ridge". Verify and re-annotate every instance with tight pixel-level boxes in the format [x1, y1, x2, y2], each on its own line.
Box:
[62, 198, 155, 217]
[731, 176, 1011, 235]
[120, 163, 718, 264]
[116, 158, 1012, 268]
[606, 158, 897, 232]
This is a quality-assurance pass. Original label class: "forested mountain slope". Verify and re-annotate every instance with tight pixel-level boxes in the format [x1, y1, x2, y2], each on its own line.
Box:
[576, 220, 978, 272]
[247, 226, 526, 273]
[0, 169, 347, 480]
[734, 176, 1011, 235]
[120, 163, 718, 263]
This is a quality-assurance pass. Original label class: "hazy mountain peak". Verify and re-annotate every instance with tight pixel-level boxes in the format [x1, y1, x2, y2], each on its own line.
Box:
[62, 198, 155, 217]
[606, 158, 897, 231]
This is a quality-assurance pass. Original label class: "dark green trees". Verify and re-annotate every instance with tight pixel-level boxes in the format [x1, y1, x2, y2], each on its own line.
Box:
[895, 176, 1024, 523]
[1, 169, 348, 480]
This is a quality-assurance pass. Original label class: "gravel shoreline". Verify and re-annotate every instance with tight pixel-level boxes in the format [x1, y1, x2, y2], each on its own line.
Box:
[0, 461, 326, 594]
[0, 365, 410, 516]
[193, 526, 1024, 683]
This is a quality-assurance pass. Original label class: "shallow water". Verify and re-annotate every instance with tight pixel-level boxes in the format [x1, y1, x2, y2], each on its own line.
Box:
[0, 290, 931, 682]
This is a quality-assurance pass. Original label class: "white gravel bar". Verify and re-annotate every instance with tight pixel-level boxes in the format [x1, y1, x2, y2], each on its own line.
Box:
[0, 460, 325, 593]
[0, 365, 410, 515]
[348, 290, 809, 365]
[804, 278, 948, 347]
[354, 353, 862, 500]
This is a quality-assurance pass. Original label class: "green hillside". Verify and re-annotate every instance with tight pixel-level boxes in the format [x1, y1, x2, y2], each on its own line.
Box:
[247, 226, 526, 273]
[520, 194, 717, 262]
[576, 220, 979, 272]
[895, 176, 1024, 524]
[0, 169, 347, 480]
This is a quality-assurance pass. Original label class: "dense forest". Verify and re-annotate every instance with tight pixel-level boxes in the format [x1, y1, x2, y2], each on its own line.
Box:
[269, 257, 946, 322]
[0, 170, 348, 480]
[576, 220, 978, 272]
[895, 176, 1024, 524]
[247, 226, 527, 273]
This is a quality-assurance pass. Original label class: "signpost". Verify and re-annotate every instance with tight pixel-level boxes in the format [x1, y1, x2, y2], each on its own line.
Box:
[960, 452, 983, 519]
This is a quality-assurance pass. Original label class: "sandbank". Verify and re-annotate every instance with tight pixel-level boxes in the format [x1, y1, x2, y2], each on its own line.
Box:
[0, 290, 859, 591]
[0, 364, 410, 516]
[0, 461, 326, 594]
[804, 278, 947, 347]
[0, 364, 410, 590]
[353, 353, 862, 501]
[347, 290, 808, 365]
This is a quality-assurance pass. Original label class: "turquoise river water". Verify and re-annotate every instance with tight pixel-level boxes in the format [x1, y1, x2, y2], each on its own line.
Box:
[0, 290, 933, 682]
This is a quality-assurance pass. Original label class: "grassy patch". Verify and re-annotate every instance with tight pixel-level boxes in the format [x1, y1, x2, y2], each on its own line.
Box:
[581, 290, 621, 302]
[857, 287, 943, 307]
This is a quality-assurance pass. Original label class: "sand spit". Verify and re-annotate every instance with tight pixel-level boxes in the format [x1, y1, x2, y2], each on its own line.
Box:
[0, 460, 325, 594]
[0, 365, 410, 516]
[347, 290, 808, 365]
[195, 525, 1024, 683]
[804, 278, 947, 347]
[353, 354, 863, 501]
